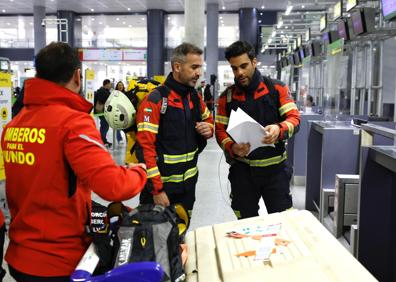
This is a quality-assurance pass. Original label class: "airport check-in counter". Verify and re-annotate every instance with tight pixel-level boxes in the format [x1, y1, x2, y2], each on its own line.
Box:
[287, 112, 323, 186]
[356, 124, 396, 282]
[358, 145, 396, 282]
[305, 121, 360, 220]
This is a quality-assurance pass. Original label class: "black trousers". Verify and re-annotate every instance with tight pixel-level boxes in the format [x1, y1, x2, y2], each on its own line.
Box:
[228, 162, 293, 219]
[0, 224, 5, 281]
[8, 266, 69, 282]
[139, 175, 197, 214]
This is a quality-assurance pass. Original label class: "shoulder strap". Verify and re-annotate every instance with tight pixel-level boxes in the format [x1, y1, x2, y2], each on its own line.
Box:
[156, 85, 170, 114]
[225, 86, 235, 116]
[262, 76, 280, 108]
[190, 89, 202, 122]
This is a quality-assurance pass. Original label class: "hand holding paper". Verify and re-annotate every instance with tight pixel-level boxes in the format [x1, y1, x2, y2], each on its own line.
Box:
[226, 108, 275, 154]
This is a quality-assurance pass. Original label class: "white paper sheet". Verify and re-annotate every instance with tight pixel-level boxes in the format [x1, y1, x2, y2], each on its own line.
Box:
[226, 108, 274, 154]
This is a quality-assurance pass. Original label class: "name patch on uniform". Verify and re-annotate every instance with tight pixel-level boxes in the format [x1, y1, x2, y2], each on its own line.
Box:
[144, 116, 150, 122]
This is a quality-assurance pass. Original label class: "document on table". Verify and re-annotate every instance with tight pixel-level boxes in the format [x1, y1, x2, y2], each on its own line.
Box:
[226, 107, 275, 154]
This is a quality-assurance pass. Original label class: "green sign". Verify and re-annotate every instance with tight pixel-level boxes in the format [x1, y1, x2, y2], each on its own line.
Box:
[327, 39, 344, 56]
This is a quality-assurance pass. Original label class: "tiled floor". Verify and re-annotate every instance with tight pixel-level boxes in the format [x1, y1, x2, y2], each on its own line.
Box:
[0, 128, 307, 281]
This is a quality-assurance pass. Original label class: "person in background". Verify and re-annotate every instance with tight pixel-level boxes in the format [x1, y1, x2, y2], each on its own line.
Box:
[136, 42, 213, 216]
[203, 84, 214, 112]
[95, 79, 113, 147]
[215, 41, 300, 219]
[1, 42, 147, 281]
[113, 81, 125, 143]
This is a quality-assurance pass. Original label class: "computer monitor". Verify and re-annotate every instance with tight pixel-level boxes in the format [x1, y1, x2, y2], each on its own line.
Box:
[351, 8, 376, 35]
[320, 14, 327, 32]
[338, 20, 350, 41]
[351, 10, 365, 35]
[293, 52, 301, 65]
[347, 17, 357, 40]
[311, 41, 322, 57]
[299, 48, 305, 61]
[333, 1, 342, 20]
[329, 30, 340, 43]
[304, 45, 311, 57]
[382, 0, 396, 21]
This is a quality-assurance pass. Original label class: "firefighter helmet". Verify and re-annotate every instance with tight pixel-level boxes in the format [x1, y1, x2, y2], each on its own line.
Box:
[104, 90, 136, 129]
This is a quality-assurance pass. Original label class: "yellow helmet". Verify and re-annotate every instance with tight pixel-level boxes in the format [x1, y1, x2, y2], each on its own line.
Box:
[174, 204, 189, 236]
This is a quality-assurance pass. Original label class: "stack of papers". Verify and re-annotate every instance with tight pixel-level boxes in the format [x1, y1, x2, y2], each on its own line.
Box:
[226, 108, 274, 154]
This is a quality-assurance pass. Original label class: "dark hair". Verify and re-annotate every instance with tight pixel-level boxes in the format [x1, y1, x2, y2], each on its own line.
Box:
[171, 42, 203, 65]
[306, 95, 313, 103]
[225, 41, 256, 61]
[103, 79, 111, 86]
[35, 42, 81, 84]
[116, 81, 125, 91]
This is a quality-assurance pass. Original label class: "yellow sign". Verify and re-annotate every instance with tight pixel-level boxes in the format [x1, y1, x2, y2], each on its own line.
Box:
[85, 69, 95, 80]
[1, 107, 7, 120]
[0, 73, 11, 87]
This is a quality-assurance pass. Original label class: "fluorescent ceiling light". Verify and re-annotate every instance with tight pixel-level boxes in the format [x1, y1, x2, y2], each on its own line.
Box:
[285, 5, 293, 15]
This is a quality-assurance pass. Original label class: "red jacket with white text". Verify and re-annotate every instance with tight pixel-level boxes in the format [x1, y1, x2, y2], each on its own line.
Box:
[1, 78, 147, 277]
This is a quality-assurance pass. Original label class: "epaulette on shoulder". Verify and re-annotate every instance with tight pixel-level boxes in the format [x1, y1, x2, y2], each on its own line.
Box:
[271, 79, 286, 87]
[147, 89, 162, 104]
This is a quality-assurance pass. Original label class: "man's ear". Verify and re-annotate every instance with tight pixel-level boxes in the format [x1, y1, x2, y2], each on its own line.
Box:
[251, 57, 257, 68]
[173, 61, 182, 74]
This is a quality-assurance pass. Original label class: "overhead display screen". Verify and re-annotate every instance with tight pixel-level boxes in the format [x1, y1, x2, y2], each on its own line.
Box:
[333, 1, 342, 20]
[351, 10, 365, 35]
[382, 0, 396, 21]
[320, 15, 327, 31]
[337, 20, 349, 41]
[346, 0, 357, 11]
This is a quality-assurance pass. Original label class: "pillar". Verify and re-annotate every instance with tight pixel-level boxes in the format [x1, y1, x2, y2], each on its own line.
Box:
[147, 9, 165, 78]
[239, 8, 258, 53]
[206, 3, 219, 84]
[33, 5, 46, 55]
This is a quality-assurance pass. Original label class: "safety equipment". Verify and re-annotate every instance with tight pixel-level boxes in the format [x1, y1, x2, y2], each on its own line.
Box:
[104, 90, 136, 130]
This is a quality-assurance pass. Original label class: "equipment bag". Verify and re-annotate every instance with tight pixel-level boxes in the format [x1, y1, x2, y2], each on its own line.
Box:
[113, 204, 186, 282]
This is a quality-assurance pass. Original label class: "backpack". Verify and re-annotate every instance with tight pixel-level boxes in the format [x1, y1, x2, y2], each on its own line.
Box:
[124, 80, 206, 163]
[225, 76, 280, 117]
[113, 204, 186, 282]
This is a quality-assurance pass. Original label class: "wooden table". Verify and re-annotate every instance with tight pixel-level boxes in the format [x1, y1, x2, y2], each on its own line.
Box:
[185, 210, 377, 282]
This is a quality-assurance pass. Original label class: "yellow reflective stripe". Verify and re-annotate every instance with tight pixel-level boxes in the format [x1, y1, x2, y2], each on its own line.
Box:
[221, 137, 233, 150]
[137, 122, 159, 134]
[233, 210, 241, 219]
[161, 167, 198, 183]
[279, 102, 298, 116]
[284, 121, 294, 138]
[236, 151, 287, 167]
[215, 115, 229, 125]
[201, 107, 211, 120]
[147, 167, 160, 178]
[163, 148, 198, 164]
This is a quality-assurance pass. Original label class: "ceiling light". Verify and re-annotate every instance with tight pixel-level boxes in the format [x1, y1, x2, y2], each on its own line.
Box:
[222, 6, 226, 10]
[302, 5, 305, 8]
[99, 22, 103, 25]
[91, 18, 95, 21]
[141, 17, 145, 20]
[122, 21, 126, 24]
[29, 22, 33, 25]
[128, 24, 132, 27]
[127, 8, 131, 11]
[261, 5, 265, 9]
[258, 20, 262, 23]
[116, 17, 119, 21]
[285, 5, 293, 15]
[167, 16, 170, 20]
[90, 8, 94, 12]
[260, 13, 263, 15]
[2, 9, 6, 13]
[7, 22, 10, 25]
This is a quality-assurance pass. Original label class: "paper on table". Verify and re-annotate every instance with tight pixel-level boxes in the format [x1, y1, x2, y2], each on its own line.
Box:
[226, 107, 275, 154]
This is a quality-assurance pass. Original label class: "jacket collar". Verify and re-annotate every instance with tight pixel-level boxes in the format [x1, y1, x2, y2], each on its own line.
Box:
[23, 78, 93, 113]
[164, 73, 195, 97]
[235, 69, 262, 94]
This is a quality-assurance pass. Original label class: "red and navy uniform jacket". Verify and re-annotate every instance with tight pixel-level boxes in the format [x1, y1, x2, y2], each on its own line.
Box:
[136, 73, 214, 195]
[215, 70, 300, 169]
[1, 78, 147, 277]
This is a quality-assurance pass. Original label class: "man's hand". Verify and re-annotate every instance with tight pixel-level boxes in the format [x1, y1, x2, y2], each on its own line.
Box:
[262, 124, 280, 144]
[195, 122, 212, 139]
[153, 191, 170, 207]
[126, 163, 147, 171]
[231, 143, 251, 157]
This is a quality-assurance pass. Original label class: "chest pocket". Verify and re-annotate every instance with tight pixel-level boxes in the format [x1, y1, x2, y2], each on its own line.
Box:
[160, 106, 186, 140]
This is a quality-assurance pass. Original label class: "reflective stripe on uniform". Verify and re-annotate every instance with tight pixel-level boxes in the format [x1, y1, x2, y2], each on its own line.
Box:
[161, 167, 198, 183]
[215, 115, 229, 125]
[284, 121, 294, 138]
[279, 102, 298, 116]
[163, 148, 198, 164]
[201, 107, 211, 120]
[236, 151, 287, 167]
[137, 122, 159, 134]
[147, 166, 160, 178]
[221, 137, 233, 149]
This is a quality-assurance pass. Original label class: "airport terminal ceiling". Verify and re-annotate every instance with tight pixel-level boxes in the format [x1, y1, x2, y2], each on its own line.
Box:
[0, 0, 336, 14]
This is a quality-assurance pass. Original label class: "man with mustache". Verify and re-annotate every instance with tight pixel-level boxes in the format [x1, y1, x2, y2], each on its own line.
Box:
[136, 42, 213, 217]
[216, 41, 300, 219]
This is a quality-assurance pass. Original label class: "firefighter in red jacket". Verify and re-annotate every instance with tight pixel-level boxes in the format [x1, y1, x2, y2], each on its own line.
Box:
[216, 41, 300, 219]
[136, 43, 213, 215]
[0, 42, 147, 281]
